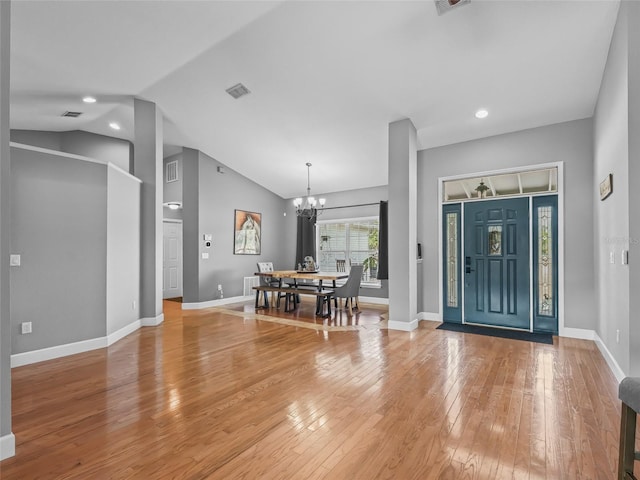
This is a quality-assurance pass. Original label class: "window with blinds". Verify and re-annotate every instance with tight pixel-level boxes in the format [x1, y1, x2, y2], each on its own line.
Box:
[317, 218, 380, 285]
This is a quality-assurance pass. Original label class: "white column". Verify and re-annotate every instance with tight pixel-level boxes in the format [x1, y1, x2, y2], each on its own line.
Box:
[134, 99, 164, 326]
[388, 119, 418, 330]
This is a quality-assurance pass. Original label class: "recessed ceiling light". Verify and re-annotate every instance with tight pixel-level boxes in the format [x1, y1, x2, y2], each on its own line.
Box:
[82, 96, 96, 103]
[475, 109, 489, 119]
[109, 122, 121, 130]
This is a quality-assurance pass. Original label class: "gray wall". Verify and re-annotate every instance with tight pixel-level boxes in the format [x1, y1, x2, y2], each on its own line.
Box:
[11, 130, 131, 171]
[282, 185, 389, 299]
[418, 118, 595, 330]
[61, 130, 131, 172]
[594, 0, 629, 373]
[10, 129, 61, 151]
[628, 1, 640, 376]
[183, 149, 289, 303]
[11, 146, 108, 354]
[182, 148, 201, 302]
[106, 165, 140, 335]
[594, 1, 640, 376]
[0, 0, 11, 442]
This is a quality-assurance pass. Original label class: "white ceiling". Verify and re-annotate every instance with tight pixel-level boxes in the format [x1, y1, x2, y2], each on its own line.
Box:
[10, 0, 619, 199]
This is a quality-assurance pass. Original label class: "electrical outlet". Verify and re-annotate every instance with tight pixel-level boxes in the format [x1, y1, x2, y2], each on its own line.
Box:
[21, 322, 32, 334]
[217, 284, 223, 291]
[132, 300, 136, 310]
[616, 329, 620, 344]
[610, 251, 615, 264]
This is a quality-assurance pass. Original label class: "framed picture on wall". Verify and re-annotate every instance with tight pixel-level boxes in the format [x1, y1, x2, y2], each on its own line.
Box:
[600, 174, 613, 201]
[234, 209, 261, 255]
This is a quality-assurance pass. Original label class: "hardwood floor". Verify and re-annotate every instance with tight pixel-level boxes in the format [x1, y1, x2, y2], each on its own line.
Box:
[0, 299, 626, 479]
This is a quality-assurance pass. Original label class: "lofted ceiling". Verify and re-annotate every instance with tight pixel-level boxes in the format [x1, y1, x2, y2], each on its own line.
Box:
[9, 0, 619, 199]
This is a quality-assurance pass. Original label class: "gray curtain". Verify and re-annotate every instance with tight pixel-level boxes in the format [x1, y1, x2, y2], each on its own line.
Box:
[377, 201, 388, 280]
[295, 214, 316, 268]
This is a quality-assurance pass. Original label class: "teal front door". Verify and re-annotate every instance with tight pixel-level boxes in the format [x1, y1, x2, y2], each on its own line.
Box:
[463, 198, 530, 329]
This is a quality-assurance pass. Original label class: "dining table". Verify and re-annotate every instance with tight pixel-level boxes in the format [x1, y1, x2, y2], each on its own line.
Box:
[254, 270, 349, 315]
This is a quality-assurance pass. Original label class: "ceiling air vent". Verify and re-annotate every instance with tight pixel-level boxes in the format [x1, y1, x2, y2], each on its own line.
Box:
[435, 0, 470, 15]
[62, 111, 83, 118]
[225, 83, 251, 99]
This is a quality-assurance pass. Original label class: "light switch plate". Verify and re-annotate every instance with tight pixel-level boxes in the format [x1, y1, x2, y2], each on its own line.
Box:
[10, 254, 21, 266]
[202, 252, 209, 259]
[610, 251, 615, 264]
[622, 250, 629, 265]
[203, 234, 212, 241]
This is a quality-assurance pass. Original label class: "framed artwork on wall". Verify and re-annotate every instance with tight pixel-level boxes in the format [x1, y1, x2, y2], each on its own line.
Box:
[600, 174, 613, 201]
[234, 209, 261, 255]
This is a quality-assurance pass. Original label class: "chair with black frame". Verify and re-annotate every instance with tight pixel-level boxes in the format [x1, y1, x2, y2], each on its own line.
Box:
[336, 259, 346, 272]
[256, 262, 288, 308]
[332, 265, 363, 316]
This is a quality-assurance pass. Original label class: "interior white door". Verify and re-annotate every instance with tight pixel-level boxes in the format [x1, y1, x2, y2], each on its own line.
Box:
[163, 221, 183, 299]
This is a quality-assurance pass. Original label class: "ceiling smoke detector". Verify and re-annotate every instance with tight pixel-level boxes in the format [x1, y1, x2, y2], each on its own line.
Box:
[225, 83, 251, 99]
[435, 0, 470, 16]
[62, 111, 83, 118]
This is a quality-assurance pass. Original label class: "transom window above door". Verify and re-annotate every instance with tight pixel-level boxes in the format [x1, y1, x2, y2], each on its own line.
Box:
[443, 167, 558, 202]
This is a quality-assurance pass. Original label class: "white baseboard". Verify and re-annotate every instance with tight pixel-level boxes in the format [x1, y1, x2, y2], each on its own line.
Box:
[181, 295, 250, 310]
[141, 313, 164, 327]
[560, 327, 626, 381]
[358, 296, 388, 305]
[12, 318, 151, 368]
[388, 318, 419, 331]
[107, 320, 142, 346]
[560, 327, 595, 340]
[0, 433, 15, 460]
[11, 337, 107, 368]
[593, 332, 626, 383]
[418, 311, 442, 322]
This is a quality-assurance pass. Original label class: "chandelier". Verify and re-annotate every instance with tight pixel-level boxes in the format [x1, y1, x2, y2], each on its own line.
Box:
[293, 162, 326, 218]
[475, 178, 490, 198]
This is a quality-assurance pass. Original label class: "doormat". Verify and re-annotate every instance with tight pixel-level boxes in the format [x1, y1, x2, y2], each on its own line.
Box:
[436, 322, 553, 344]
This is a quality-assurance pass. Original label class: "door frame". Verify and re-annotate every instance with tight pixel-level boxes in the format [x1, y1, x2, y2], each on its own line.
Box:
[437, 161, 565, 334]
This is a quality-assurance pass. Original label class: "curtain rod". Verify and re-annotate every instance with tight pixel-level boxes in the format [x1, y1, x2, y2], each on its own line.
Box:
[321, 202, 379, 210]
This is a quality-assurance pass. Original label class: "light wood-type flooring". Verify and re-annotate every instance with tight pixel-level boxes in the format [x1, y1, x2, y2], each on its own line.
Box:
[0, 298, 628, 479]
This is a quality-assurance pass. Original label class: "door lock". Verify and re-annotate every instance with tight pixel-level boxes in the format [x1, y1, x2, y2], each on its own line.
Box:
[465, 256, 474, 274]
